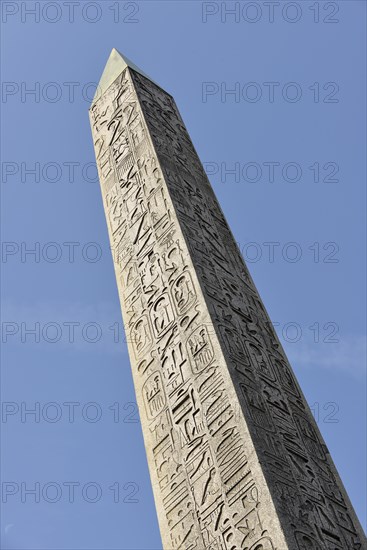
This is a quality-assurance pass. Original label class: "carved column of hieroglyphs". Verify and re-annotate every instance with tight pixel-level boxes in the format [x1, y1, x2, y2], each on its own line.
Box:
[89, 51, 366, 550]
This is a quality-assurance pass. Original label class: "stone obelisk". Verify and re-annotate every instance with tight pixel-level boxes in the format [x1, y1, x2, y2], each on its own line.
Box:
[89, 49, 366, 550]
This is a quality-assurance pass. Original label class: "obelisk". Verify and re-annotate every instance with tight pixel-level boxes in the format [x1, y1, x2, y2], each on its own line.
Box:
[89, 49, 366, 550]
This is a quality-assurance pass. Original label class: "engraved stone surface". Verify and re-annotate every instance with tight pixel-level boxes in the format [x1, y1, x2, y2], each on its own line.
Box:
[89, 49, 366, 550]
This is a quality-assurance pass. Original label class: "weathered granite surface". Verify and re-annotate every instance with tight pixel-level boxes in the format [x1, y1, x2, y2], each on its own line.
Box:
[89, 49, 366, 550]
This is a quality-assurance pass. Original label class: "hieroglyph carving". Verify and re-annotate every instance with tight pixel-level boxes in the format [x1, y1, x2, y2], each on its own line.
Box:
[90, 62, 366, 550]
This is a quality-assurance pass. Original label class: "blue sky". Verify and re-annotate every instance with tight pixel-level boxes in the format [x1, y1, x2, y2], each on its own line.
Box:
[1, 1, 366, 548]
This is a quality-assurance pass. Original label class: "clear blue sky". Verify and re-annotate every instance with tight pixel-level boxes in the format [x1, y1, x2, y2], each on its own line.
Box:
[1, 1, 366, 548]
